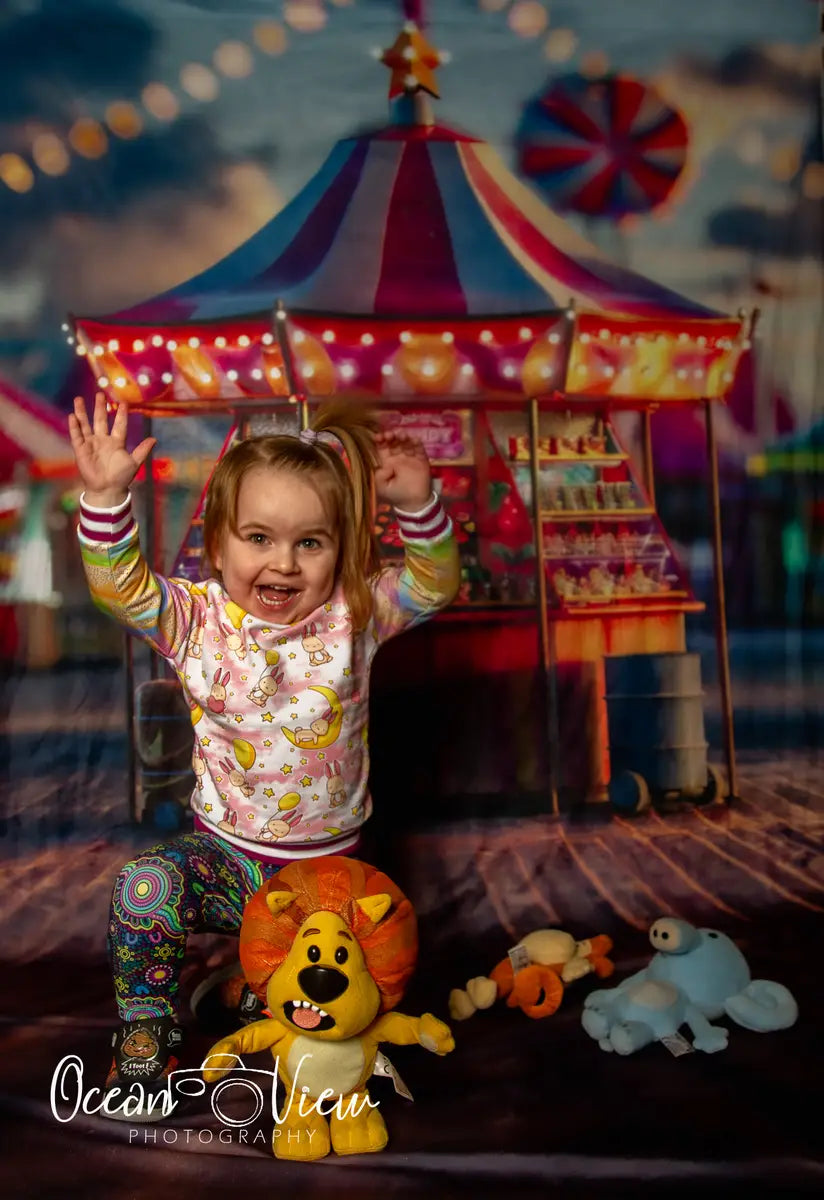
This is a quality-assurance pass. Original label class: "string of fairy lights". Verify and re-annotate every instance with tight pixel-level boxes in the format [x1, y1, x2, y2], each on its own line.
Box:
[0, 6, 341, 196]
[3, 2, 820, 202]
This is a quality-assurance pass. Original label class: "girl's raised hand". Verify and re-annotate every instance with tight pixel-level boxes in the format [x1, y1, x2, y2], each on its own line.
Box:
[374, 430, 433, 511]
[68, 395, 156, 506]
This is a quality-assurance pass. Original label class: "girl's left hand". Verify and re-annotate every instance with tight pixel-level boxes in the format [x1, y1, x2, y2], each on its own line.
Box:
[374, 431, 433, 510]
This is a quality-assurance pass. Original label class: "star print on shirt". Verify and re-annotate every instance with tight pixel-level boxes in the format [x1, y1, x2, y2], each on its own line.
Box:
[204, 803, 212, 813]
[277, 637, 287, 645]
[250, 643, 260, 653]
[304, 672, 311, 678]
[299, 757, 307, 765]
[215, 652, 223, 660]
[312, 794, 320, 801]
[281, 764, 293, 775]
[288, 653, 297, 659]
[324, 603, 332, 613]
[261, 713, 274, 723]
[300, 775, 312, 787]
[234, 714, 244, 723]
[201, 737, 211, 746]
[329, 623, 336, 630]
[290, 713, 298, 719]
[263, 739, 272, 747]
[318, 752, 325, 761]
[343, 668, 351, 676]
[263, 788, 274, 798]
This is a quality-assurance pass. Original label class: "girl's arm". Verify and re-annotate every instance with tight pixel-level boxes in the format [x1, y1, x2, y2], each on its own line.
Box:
[369, 431, 460, 641]
[78, 493, 196, 663]
[371, 492, 460, 642]
[69, 394, 195, 663]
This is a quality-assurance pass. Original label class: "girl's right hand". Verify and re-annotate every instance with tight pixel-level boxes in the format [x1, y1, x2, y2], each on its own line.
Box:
[68, 395, 156, 507]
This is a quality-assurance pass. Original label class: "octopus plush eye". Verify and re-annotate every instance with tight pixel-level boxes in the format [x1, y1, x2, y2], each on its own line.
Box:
[335, 946, 348, 965]
[307, 944, 321, 963]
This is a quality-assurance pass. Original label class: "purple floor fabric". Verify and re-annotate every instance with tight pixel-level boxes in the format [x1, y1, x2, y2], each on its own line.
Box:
[1, 758, 823, 1198]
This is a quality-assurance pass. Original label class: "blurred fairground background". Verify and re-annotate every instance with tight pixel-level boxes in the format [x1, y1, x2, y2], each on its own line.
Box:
[0, 0, 822, 851]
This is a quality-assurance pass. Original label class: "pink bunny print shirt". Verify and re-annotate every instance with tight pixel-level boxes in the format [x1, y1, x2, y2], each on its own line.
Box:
[78, 492, 459, 860]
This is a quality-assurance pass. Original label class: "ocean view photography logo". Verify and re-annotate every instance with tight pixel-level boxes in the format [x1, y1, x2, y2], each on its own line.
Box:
[50, 1051, 380, 1144]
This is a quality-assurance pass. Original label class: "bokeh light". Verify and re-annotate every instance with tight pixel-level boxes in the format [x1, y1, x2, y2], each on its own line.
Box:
[68, 118, 108, 159]
[213, 41, 254, 79]
[736, 128, 767, 166]
[105, 101, 144, 139]
[770, 142, 802, 183]
[31, 132, 70, 176]
[801, 162, 824, 201]
[0, 153, 34, 193]
[283, 1, 328, 33]
[181, 63, 220, 101]
[508, 1, 549, 38]
[580, 51, 610, 78]
[141, 83, 180, 122]
[544, 28, 577, 63]
[253, 20, 289, 56]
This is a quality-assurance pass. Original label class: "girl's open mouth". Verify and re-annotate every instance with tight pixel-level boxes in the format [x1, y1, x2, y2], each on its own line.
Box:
[256, 584, 298, 610]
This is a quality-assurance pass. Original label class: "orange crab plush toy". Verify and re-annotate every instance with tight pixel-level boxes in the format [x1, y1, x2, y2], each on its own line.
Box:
[449, 929, 614, 1021]
[202, 857, 454, 1161]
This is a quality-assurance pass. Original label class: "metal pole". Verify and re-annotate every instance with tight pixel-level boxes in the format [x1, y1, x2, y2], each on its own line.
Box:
[124, 631, 138, 823]
[141, 414, 160, 682]
[705, 398, 737, 799]
[641, 409, 656, 506]
[529, 396, 560, 816]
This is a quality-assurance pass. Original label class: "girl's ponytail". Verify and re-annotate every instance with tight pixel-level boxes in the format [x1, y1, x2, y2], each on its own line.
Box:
[309, 402, 382, 631]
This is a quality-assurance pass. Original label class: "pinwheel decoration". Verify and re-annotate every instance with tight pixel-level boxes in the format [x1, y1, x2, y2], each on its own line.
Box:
[516, 73, 689, 220]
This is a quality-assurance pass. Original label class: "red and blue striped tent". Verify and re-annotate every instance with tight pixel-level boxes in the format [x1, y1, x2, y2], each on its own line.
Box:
[74, 117, 745, 410]
[102, 123, 711, 323]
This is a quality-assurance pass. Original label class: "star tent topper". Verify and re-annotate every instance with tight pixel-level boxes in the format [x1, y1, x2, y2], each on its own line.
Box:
[380, 22, 443, 100]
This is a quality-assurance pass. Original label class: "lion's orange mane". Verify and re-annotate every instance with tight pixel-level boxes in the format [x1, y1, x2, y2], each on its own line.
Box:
[240, 857, 418, 1013]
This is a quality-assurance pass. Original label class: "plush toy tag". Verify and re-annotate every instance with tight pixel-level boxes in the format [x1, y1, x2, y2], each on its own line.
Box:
[659, 1032, 694, 1057]
[373, 1051, 414, 1101]
[508, 944, 530, 975]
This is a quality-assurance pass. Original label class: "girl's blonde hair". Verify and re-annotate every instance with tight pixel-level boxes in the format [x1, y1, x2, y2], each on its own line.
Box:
[202, 403, 381, 631]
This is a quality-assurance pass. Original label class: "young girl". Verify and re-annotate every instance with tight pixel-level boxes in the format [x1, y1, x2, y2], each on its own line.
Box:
[69, 395, 459, 1117]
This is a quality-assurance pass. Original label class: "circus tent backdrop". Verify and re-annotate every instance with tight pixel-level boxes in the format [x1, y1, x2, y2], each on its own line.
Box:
[0, 375, 74, 481]
[72, 37, 748, 417]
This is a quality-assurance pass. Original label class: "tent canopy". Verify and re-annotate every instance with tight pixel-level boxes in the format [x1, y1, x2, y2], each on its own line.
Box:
[106, 123, 716, 324]
[0, 377, 74, 480]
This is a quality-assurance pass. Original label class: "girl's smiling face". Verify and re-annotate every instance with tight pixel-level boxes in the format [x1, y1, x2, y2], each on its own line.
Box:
[213, 467, 340, 625]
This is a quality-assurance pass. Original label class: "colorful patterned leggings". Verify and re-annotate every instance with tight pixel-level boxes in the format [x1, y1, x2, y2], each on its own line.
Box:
[108, 831, 281, 1021]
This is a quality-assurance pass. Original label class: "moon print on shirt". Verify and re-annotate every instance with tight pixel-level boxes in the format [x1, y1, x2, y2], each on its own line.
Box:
[282, 684, 343, 750]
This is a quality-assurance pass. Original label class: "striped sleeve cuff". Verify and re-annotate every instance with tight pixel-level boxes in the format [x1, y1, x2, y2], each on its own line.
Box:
[394, 492, 451, 543]
[78, 492, 137, 544]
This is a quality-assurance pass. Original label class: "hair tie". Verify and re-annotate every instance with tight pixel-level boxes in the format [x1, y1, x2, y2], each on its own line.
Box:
[299, 428, 344, 453]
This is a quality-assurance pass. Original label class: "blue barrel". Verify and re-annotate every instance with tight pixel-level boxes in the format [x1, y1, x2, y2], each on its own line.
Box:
[605, 653, 708, 794]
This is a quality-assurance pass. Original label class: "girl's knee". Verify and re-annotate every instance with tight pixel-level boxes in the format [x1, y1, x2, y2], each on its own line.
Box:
[111, 847, 189, 932]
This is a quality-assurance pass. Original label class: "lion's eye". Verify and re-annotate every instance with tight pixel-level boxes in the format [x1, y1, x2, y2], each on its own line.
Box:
[307, 944, 321, 963]
[335, 946, 348, 965]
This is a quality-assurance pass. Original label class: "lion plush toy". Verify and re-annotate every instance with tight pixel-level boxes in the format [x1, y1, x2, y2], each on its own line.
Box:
[202, 857, 454, 1160]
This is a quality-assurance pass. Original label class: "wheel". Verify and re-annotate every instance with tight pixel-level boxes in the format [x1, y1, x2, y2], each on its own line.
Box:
[698, 763, 726, 805]
[608, 770, 652, 815]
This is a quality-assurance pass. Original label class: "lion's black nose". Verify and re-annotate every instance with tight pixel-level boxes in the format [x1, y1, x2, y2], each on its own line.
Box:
[298, 966, 349, 1004]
